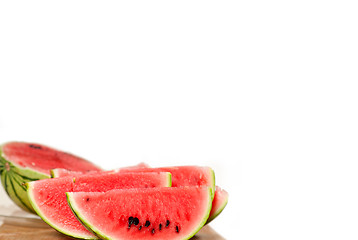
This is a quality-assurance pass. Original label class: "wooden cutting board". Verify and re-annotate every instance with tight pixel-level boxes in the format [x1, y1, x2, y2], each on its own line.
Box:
[0, 216, 225, 240]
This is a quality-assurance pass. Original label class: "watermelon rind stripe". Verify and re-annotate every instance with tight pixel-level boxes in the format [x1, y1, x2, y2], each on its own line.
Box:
[2, 173, 21, 210]
[26, 182, 98, 240]
[2, 173, 11, 201]
[8, 173, 34, 213]
[0, 158, 4, 174]
[9, 172, 38, 213]
[12, 171, 42, 182]
[0, 146, 50, 214]
[2, 172, 32, 212]
[10, 172, 28, 191]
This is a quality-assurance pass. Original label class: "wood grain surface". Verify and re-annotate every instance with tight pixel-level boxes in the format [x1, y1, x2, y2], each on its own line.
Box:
[0, 216, 225, 240]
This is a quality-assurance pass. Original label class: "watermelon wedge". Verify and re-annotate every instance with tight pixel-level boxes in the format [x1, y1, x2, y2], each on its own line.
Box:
[0, 142, 101, 213]
[206, 186, 229, 224]
[27, 172, 171, 239]
[118, 166, 216, 198]
[67, 187, 212, 240]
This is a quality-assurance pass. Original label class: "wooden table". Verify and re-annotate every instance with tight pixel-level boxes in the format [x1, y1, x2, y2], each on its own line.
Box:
[0, 215, 225, 240]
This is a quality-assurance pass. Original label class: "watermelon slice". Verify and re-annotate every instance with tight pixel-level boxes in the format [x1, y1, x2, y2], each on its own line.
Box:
[0, 142, 101, 213]
[27, 172, 171, 239]
[118, 166, 216, 198]
[206, 186, 229, 224]
[67, 187, 212, 240]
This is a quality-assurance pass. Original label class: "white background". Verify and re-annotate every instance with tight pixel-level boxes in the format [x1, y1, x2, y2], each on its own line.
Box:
[0, 1, 358, 239]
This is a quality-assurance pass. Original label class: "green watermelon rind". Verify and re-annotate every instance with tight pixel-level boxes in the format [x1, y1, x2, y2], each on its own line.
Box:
[167, 171, 172, 187]
[66, 187, 212, 240]
[0, 146, 50, 213]
[208, 167, 216, 200]
[66, 194, 109, 240]
[206, 192, 228, 224]
[186, 187, 213, 239]
[50, 169, 60, 178]
[26, 181, 98, 240]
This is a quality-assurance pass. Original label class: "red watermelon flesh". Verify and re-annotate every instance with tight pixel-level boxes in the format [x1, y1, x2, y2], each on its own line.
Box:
[2, 142, 101, 176]
[27, 172, 171, 239]
[67, 187, 212, 240]
[207, 186, 229, 224]
[118, 166, 215, 198]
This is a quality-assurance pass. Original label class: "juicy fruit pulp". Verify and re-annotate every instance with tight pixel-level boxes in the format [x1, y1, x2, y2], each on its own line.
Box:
[67, 187, 212, 240]
[27, 172, 171, 239]
[0, 142, 101, 213]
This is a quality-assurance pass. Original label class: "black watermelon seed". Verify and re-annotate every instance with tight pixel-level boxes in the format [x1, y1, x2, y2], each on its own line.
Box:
[128, 217, 134, 228]
[139, 226, 142, 230]
[151, 229, 155, 234]
[86, 198, 90, 202]
[176, 226, 180, 233]
[166, 220, 170, 227]
[145, 220, 150, 227]
[133, 217, 139, 226]
[29, 144, 42, 149]
[159, 224, 162, 230]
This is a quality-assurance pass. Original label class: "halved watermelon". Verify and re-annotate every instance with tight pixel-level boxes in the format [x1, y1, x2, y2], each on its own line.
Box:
[67, 187, 212, 240]
[0, 142, 101, 213]
[206, 186, 229, 224]
[27, 172, 171, 239]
